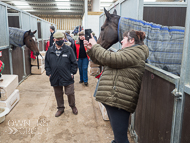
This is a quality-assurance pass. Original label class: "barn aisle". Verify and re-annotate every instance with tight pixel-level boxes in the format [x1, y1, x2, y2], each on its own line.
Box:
[0, 71, 135, 143]
[0, 71, 114, 143]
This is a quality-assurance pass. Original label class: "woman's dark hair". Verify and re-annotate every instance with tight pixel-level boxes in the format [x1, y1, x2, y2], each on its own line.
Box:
[123, 30, 145, 45]
[50, 26, 55, 31]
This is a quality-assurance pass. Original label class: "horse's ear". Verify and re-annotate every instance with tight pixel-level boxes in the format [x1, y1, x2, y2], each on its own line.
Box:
[104, 8, 111, 20]
[33, 30, 37, 34]
[113, 9, 117, 15]
[27, 30, 31, 35]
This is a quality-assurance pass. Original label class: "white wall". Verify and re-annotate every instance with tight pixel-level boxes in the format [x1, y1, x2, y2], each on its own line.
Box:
[82, 15, 85, 29]
[87, 15, 100, 38]
[82, 14, 100, 38]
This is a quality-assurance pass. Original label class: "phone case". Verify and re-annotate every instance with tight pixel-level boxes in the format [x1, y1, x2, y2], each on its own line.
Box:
[85, 29, 92, 41]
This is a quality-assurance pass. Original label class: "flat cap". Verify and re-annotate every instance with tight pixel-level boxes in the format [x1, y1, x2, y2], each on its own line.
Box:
[53, 31, 65, 39]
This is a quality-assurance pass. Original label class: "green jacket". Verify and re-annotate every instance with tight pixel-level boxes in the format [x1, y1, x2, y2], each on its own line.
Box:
[87, 44, 149, 113]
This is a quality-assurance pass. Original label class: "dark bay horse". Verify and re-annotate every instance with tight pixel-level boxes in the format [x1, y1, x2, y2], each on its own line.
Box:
[24, 30, 39, 56]
[10, 28, 39, 56]
[97, 8, 120, 49]
[97, 8, 184, 75]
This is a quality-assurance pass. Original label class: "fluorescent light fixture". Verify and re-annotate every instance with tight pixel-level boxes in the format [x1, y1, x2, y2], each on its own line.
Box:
[55, 0, 70, 1]
[56, 2, 70, 6]
[100, 0, 114, 2]
[57, 7, 71, 9]
[13, 1, 29, 6]
[25, 9, 35, 12]
[16, 6, 32, 8]
[100, 4, 112, 7]
[144, 0, 156, 2]
[100, 6, 110, 9]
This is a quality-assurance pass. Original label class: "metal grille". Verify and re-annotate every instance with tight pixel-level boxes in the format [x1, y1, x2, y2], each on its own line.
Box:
[156, 0, 181, 1]
[31, 17, 38, 39]
[21, 13, 31, 31]
[121, 0, 139, 18]
[41, 21, 50, 40]
[0, 5, 9, 48]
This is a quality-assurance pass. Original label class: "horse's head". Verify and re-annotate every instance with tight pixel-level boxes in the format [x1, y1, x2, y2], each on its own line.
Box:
[24, 30, 39, 56]
[97, 8, 120, 49]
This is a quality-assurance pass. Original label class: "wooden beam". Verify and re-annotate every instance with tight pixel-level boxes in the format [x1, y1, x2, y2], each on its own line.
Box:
[36, 14, 82, 18]
[88, 11, 103, 15]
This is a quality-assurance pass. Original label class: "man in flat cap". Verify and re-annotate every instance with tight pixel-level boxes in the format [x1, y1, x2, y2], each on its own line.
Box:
[45, 31, 78, 117]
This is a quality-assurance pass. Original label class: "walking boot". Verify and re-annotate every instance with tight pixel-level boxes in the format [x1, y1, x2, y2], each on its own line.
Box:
[71, 107, 78, 115]
[79, 81, 83, 83]
[84, 82, 88, 86]
[55, 109, 64, 117]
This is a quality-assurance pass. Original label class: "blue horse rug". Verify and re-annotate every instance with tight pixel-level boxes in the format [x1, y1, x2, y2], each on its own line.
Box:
[118, 17, 185, 75]
[9, 27, 27, 47]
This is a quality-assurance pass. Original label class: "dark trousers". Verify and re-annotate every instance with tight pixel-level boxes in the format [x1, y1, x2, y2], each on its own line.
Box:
[103, 104, 130, 143]
[53, 83, 75, 110]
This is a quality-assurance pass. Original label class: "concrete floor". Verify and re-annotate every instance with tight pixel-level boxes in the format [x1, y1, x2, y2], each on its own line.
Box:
[0, 71, 135, 143]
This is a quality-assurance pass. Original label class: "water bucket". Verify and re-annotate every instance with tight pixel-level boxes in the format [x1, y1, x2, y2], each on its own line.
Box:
[0, 107, 10, 123]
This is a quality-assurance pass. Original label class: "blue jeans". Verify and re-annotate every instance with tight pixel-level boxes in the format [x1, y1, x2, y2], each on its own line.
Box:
[78, 58, 89, 83]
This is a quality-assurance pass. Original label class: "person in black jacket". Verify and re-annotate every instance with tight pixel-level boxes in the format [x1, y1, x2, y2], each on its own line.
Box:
[45, 31, 78, 117]
[65, 30, 75, 51]
[50, 26, 55, 47]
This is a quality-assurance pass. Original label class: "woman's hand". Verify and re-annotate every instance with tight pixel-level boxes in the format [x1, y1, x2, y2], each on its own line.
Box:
[84, 40, 92, 50]
[89, 33, 97, 47]
[84, 33, 97, 50]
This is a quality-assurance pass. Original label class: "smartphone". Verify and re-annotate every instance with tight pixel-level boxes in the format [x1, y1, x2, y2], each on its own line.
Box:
[85, 29, 92, 41]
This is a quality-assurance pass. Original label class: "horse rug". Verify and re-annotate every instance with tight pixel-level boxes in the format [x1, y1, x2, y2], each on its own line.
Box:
[118, 17, 185, 75]
[9, 27, 27, 47]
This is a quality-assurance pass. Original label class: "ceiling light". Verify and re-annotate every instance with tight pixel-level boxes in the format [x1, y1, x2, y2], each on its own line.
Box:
[25, 9, 35, 12]
[16, 6, 32, 8]
[55, 0, 70, 1]
[57, 7, 71, 9]
[100, 0, 114, 2]
[144, 0, 156, 2]
[100, 4, 112, 7]
[56, 2, 70, 6]
[13, 2, 29, 6]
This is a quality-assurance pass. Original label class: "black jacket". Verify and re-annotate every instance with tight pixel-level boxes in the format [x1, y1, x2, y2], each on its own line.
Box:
[45, 44, 78, 86]
[66, 33, 75, 50]
[50, 31, 55, 47]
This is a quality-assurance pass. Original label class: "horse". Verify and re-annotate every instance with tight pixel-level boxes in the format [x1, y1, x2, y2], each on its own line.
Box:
[9, 27, 39, 56]
[97, 8, 185, 75]
[23, 30, 39, 56]
[97, 8, 120, 49]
